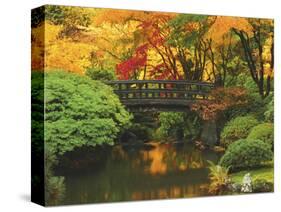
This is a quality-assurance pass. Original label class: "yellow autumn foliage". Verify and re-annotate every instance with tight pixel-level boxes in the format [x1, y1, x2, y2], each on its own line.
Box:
[206, 16, 252, 45]
[31, 7, 273, 84]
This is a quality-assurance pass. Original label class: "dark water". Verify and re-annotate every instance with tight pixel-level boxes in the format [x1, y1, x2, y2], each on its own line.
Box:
[57, 141, 220, 205]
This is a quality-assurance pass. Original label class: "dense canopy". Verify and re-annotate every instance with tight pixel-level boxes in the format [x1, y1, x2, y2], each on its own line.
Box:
[32, 6, 274, 98]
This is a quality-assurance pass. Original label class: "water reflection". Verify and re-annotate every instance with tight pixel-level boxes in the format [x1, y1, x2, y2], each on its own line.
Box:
[56, 141, 220, 205]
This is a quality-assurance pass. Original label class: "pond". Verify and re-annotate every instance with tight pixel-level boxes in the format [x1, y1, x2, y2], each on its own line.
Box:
[55, 141, 221, 205]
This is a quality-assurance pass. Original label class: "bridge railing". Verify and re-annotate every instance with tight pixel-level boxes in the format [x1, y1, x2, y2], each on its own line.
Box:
[107, 80, 214, 100]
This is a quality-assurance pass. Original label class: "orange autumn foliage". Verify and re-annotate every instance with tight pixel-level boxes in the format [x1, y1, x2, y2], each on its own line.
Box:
[206, 16, 252, 45]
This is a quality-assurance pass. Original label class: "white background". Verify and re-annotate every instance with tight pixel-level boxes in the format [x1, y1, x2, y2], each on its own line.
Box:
[0, 0, 280, 211]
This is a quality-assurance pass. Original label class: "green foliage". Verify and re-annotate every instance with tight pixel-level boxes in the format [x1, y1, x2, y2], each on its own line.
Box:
[207, 161, 230, 195]
[120, 112, 158, 142]
[158, 112, 202, 140]
[32, 5, 91, 27]
[247, 123, 274, 148]
[229, 164, 274, 193]
[168, 14, 208, 48]
[230, 162, 273, 184]
[31, 72, 45, 202]
[85, 68, 116, 81]
[224, 75, 270, 121]
[264, 99, 274, 122]
[229, 73, 258, 93]
[125, 123, 152, 142]
[246, 93, 267, 120]
[44, 70, 132, 155]
[252, 178, 274, 193]
[159, 112, 184, 138]
[224, 73, 271, 121]
[31, 72, 45, 155]
[224, 59, 248, 87]
[44, 5, 66, 25]
[221, 115, 259, 147]
[219, 139, 273, 171]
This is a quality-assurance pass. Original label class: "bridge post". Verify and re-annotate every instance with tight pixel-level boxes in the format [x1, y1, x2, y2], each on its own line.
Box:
[118, 83, 123, 98]
[145, 82, 148, 98]
[163, 83, 167, 98]
[138, 83, 142, 98]
[126, 83, 129, 98]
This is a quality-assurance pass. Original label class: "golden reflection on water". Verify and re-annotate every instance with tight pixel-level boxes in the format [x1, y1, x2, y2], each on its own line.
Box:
[121, 142, 210, 200]
[112, 142, 206, 175]
[108, 142, 211, 200]
[139, 142, 205, 175]
[131, 184, 209, 200]
[142, 142, 168, 175]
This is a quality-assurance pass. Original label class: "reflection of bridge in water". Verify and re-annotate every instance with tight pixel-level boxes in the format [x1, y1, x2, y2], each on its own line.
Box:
[107, 80, 215, 111]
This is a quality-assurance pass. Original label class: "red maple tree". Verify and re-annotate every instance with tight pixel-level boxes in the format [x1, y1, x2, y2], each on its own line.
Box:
[116, 44, 149, 80]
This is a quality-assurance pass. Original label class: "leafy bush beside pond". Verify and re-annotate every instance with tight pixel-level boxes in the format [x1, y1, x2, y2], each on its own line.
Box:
[159, 112, 185, 139]
[220, 115, 259, 147]
[44, 70, 132, 155]
[158, 112, 201, 140]
[219, 139, 273, 171]
[33, 70, 132, 205]
[247, 123, 274, 148]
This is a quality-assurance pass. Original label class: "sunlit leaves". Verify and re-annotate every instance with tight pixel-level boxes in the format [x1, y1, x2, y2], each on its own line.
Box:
[206, 16, 252, 45]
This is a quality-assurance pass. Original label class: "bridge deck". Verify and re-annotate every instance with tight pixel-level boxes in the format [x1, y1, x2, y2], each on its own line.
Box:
[107, 80, 214, 111]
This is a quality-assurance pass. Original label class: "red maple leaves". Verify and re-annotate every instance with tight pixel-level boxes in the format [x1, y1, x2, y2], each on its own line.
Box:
[116, 44, 149, 80]
[116, 15, 181, 80]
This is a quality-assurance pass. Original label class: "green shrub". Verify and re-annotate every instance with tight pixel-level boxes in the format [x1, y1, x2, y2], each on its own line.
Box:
[252, 178, 274, 193]
[219, 139, 273, 171]
[159, 112, 185, 139]
[158, 112, 201, 140]
[247, 123, 274, 148]
[221, 115, 259, 147]
[44, 70, 131, 155]
[126, 123, 152, 141]
[85, 68, 116, 81]
[225, 74, 273, 121]
[264, 99, 274, 123]
[226, 73, 258, 93]
[31, 72, 45, 155]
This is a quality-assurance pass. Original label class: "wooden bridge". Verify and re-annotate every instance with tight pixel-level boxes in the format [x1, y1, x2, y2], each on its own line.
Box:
[107, 80, 215, 111]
